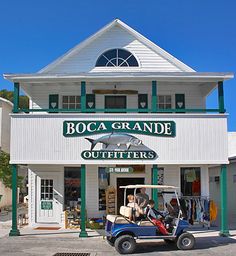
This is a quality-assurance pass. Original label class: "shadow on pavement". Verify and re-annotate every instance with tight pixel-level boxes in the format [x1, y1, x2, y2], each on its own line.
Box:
[133, 236, 236, 254]
[19, 230, 100, 237]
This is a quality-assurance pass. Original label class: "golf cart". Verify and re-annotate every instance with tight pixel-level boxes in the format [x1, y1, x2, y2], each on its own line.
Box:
[105, 185, 195, 254]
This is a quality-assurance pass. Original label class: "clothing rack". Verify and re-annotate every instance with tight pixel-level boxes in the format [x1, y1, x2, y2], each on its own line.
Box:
[179, 195, 210, 199]
[178, 196, 211, 229]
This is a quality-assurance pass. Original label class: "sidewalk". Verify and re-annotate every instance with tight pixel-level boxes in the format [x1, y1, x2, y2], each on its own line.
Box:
[0, 227, 236, 256]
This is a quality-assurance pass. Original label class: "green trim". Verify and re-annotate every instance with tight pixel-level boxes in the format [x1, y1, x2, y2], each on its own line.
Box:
[152, 81, 157, 113]
[13, 82, 20, 113]
[63, 120, 176, 137]
[81, 150, 157, 160]
[49, 94, 59, 113]
[138, 94, 148, 111]
[218, 81, 225, 113]
[79, 164, 88, 238]
[9, 165, 20, 236]
[86, 94, 95, 110]
[81, 81, 86, 113]
[219, 164, 230, 237]
[18, 108, 220, 113]
[20, 108, 82, 113]
[152, 165, 158, 209]
[175, 94, 185, 113]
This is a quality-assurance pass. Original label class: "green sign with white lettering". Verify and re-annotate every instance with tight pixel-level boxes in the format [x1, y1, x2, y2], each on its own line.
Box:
[82, 150, 157, 160]
[41, 201, 53, 210]
[105, 167, 134, 173]
[63, 120, 176, 137]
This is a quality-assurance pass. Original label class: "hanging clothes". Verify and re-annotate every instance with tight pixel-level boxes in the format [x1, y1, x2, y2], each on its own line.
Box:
[210, 200, 218, 221]
[179, 196, 215, 226]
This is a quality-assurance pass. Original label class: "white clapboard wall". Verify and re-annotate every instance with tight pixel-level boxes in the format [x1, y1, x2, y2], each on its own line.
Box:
[11, 113, 228, 165]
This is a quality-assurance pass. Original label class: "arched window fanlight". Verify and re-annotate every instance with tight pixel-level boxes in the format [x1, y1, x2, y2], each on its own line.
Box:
[95, 49, 139, 67]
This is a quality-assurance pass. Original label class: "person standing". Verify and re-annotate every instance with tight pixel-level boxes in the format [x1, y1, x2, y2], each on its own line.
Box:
[136, 187, 149, 209]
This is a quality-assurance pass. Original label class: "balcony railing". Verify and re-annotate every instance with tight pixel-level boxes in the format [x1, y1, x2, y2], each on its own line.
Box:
[17, 108, 222, 113]
[12, 81, 226, 114]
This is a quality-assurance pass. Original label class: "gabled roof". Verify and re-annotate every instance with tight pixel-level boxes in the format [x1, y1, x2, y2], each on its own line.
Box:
[39, 19, 195, 73]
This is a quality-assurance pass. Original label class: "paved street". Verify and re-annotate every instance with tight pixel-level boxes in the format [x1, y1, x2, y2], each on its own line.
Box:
[0, 229, 236, 256]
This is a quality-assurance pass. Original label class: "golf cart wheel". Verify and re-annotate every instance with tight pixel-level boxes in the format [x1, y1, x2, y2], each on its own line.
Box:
[114, 235, 136, 254]
[106, 237, 115, 246]
[176, 232, 195, 250]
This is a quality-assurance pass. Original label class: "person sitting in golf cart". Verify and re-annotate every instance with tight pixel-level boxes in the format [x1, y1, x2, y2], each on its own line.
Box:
[145, 199, 169, 235]
[127, 194, 144, 221]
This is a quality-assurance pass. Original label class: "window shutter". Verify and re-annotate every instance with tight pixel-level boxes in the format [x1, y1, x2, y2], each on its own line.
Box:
[175, 94, 185, 112]
[49, 94, 59, 112]
[86, 94, 95, 110]
[138, 94, 148, 112]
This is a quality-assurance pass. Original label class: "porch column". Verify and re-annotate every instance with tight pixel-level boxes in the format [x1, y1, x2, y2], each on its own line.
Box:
[13, 82, 20, 113]
[79, 164, 88, 237]
[152, 81, 157, 112]
[219, 164, 229, 236]
[152, 165, 158, 209]
[218, 81, 225, 113]
[81, 81, 86, 113]
[9, 164, 20, 236]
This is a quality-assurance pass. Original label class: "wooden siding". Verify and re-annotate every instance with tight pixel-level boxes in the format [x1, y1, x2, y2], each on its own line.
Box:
[28, 168, 36, 225]
[28, 81, 205, 110]
[11, 114, 228, 165]
[0, 102, 12, 153]
[28, 165, 64, 226]
[44, 25, 184, 74]
[228, 132, 236, 158]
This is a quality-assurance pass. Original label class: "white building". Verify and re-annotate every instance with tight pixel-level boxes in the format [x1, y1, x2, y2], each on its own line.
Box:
[4, 19, 233, 237]
[0, 97, 13, 208]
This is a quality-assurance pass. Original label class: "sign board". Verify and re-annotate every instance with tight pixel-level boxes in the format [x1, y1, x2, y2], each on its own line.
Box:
[63, 121, 176, 137]
[62, 120, 177, 160]
[105, 167, 134, 173]
[81, 150, 157, 160]
[41, 201, 53, 210]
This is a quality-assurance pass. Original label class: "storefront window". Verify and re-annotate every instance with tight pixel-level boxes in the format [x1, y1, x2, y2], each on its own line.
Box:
[181, 167, 201, 196]
[98, 167, 110, 211]
[64, 167, 81, 209]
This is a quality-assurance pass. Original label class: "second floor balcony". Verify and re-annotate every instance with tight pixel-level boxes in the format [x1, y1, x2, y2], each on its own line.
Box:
[4, 72, 233, 115]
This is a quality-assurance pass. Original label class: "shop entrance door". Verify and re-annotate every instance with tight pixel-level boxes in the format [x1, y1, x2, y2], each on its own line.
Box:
[36, 174, 60, 223]
[116, 178, 144, 213]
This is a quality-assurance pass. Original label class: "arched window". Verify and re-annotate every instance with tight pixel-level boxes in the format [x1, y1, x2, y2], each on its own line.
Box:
[95, 49, 139, 67]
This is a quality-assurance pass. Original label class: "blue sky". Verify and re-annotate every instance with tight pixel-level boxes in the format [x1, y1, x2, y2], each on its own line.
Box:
[0, 0, 235, 130]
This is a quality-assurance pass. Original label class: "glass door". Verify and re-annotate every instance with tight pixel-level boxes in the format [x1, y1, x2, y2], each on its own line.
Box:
[105, 95, 127, 113]
[37, 175, 59, 223]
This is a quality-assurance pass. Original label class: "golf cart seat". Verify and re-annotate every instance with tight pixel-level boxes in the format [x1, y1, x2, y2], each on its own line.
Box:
[120, 206, 133, 219]
[106, 214, 130, 224]
[138, 220, 154, 226]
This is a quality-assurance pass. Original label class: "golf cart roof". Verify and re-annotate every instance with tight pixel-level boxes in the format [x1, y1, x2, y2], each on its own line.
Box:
[119, 184, 178, 189]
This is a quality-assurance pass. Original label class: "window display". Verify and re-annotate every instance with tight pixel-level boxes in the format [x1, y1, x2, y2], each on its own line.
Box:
[64, 167, 81, 209]
[181, 167, 201, 196]
[98, 167, 110, 210]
